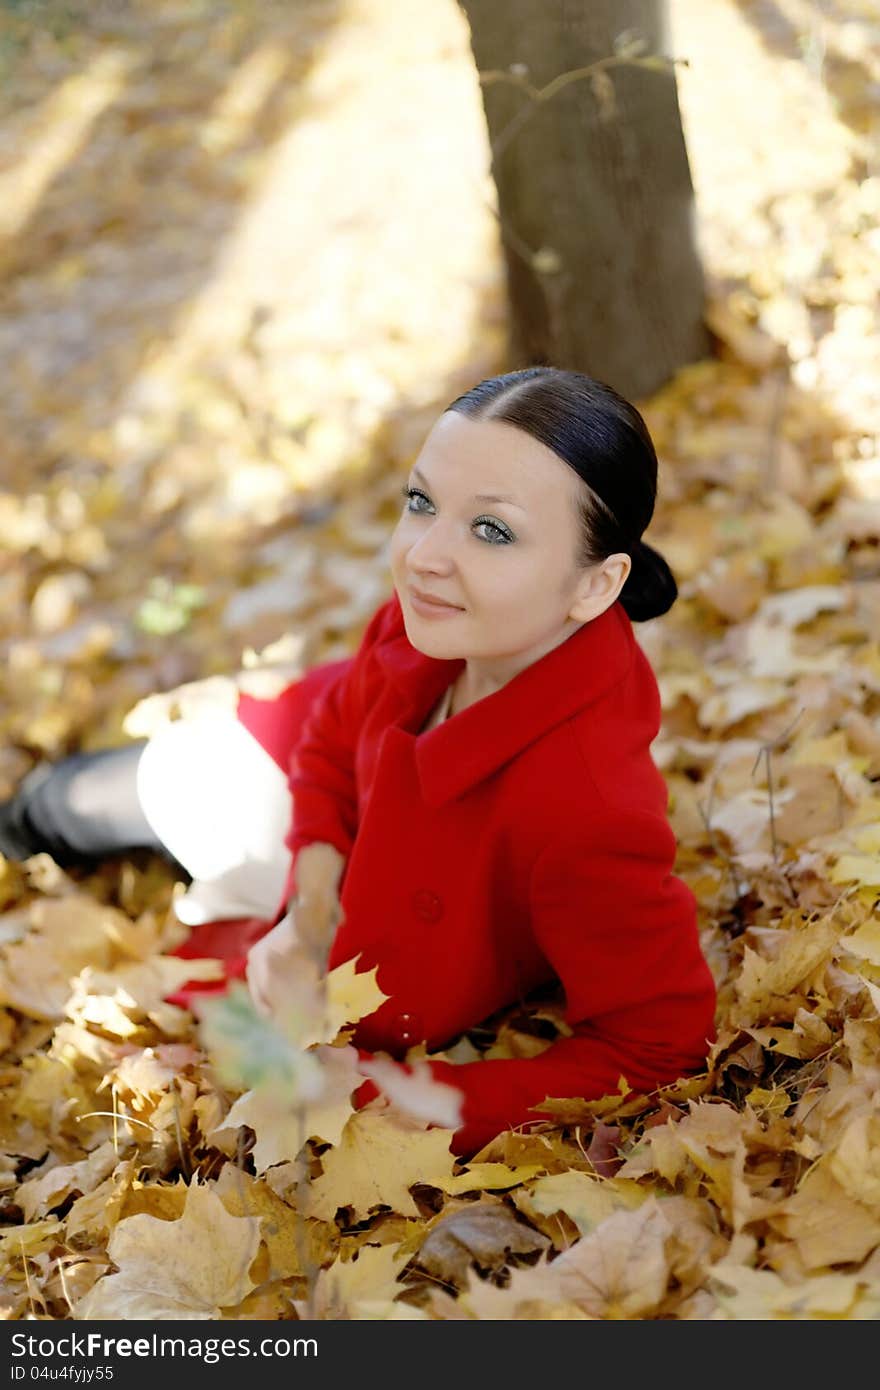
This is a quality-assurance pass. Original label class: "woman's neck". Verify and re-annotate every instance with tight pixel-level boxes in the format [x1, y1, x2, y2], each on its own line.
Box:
[451, 618, 585, 715]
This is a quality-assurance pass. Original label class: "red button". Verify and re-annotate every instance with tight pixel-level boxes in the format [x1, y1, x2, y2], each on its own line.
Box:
[390, 1011, 423, 1047]
[412, 889, 443, 923]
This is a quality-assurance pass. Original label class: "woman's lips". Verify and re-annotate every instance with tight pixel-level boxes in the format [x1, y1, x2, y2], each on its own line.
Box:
[408, 588, 464, 619]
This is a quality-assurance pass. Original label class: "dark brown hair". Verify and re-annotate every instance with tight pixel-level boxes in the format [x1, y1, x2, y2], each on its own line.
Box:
[446, 367, 677, 622]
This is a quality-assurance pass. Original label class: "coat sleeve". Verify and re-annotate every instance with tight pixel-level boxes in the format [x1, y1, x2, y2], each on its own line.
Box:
[360, 808, 717, 1156]
[281, 595, 400, 904]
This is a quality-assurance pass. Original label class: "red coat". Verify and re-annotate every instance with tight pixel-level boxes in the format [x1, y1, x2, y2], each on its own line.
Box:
[255, 591, 716, 1154]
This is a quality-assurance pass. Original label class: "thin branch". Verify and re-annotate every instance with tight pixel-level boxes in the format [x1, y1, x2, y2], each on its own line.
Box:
[170, 1076, 191, 1181]
[475, 52, 682, 275]
[751, 707, 806, 868]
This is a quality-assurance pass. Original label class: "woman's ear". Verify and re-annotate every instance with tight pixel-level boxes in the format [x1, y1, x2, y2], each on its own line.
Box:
[569, 553, 632, 623]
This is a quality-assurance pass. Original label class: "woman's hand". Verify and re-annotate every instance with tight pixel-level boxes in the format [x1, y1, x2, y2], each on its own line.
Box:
[246, 843, 344, 1018]
[245, 909, 301, 1018]
[287, 841, 344, 971]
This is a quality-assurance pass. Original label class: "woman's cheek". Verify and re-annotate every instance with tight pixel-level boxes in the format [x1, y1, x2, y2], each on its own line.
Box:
[388, 526, 407, 576]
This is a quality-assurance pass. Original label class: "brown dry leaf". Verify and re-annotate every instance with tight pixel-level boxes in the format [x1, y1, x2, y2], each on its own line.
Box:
[545, 1200, 678, 1317]
[230, 1283, 300, 1321]
[416, 1198, 550, 1286]
[766, 1164, 880, 1269]
[619, 1101, 762, 1231]
[45, 1257, 111, 1317]
[746, 1006, 835, 1060]
[473, 1130, 584, 1173]
[340, 1213, 423, 1262]
[535, 1074, 651, 1125]
[13, 1054, 107, 1151]
[0, 898, 124, 1019]
[459, 1199, 674, 1320]
[66, 957, 224, 1034]
[65, 1161, 136, 1245]
[774, 764, 851, 845]
[828, 1112, 880, 1212]
[734, 917, 840, 1025]
[72, 1181, 261, 1320]
[301, 1112, 456, 1221]
[0, 1219, 63, 1263]
[109, 1044, 204, 1108]
[17, 1140, 123, 1222]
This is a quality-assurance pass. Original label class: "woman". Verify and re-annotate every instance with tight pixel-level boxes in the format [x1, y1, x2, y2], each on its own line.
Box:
[0, 367, 717, 1155]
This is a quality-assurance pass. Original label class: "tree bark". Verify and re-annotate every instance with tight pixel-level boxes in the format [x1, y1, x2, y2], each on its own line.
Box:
[459, 0, 710, 399]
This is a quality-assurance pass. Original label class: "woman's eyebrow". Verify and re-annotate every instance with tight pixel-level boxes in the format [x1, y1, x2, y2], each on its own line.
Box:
[410, 465, 527, 510]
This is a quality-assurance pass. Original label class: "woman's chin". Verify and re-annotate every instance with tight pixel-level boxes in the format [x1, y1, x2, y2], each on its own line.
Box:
[402, 614, 462, 656]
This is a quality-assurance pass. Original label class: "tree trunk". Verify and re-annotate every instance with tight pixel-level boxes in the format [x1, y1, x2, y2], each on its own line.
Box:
[459, 0, 710, 400]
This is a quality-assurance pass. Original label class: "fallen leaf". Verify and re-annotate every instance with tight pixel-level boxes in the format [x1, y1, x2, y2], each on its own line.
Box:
[72, 1181, 261, 1319]
[416, 1200, 550, 1286]
[356, 1056, 463, 1129]
[210, 1044, 360, 1170]
[302, 1112, 456, 1221]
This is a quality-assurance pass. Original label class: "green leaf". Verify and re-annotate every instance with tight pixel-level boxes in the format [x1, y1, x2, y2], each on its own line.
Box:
[198, 982, 324, 1101]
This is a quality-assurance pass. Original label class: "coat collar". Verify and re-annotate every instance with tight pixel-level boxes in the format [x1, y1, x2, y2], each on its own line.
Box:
[374, 592, 635, 807]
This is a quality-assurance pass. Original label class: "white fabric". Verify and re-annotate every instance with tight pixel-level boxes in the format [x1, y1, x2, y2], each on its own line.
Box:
[135, 709, 292, 924]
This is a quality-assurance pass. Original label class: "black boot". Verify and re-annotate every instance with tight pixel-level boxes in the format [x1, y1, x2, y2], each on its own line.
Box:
[0, 741, 181, 870]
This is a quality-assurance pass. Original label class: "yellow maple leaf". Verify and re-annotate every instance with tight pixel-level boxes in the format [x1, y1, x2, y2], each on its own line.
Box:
[526, 1170, 647, 1238]
[0, 1219, 63, 1262]
[840, 920, 880, 968]
[118, 1177, 200, 1225]
[314, 955, 389, 1046]
[829, 854, 880, 889]
[211, 1044, 360, 1169]
[306, 1243, 414, 1319]
[432, 1163, 544, 1196]
[72, 1181, 261, 1320]
[302, 1111, 456, 1221]
[853, 824, 880, 855]
[709, 1262, 873, 1319]
[213, 1166, 307, 1282]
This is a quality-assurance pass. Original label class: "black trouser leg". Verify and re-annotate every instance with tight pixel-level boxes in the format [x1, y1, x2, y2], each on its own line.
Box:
[0, 741, 184, 870]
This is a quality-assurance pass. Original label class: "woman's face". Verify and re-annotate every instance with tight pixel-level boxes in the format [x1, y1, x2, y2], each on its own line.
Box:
[388, 412, 630, 678]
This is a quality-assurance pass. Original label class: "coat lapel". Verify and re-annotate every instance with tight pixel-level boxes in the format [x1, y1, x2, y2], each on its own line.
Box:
[374, 592, 635, 808]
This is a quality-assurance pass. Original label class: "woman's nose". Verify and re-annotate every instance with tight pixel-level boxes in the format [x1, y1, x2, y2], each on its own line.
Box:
[408, 519, 457, 568]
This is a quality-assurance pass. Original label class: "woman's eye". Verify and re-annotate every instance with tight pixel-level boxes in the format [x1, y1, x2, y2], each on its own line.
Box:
[401, 485, 513, 544]
[402, 485, 430, 512]
[474, 519, 512, 544]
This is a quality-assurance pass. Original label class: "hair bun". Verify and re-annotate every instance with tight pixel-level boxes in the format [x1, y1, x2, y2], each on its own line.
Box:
[621, 539, 678, 622]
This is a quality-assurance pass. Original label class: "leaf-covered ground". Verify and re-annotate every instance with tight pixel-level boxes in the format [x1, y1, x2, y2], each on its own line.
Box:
[1, 0, 880, 1320]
